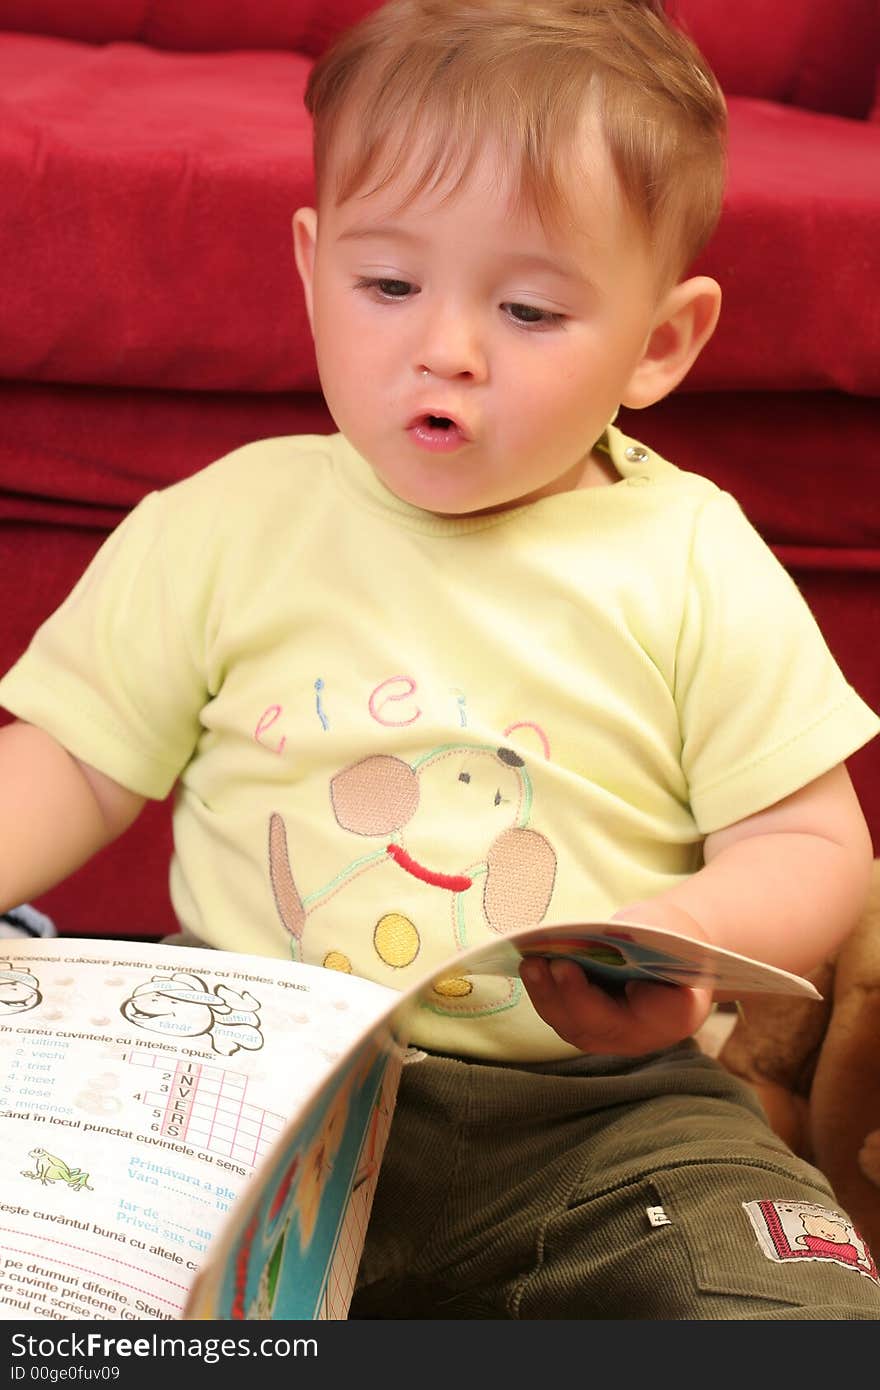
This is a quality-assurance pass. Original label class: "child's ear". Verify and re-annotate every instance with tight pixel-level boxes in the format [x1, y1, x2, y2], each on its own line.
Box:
[620, 276, 721, 410]
[292, 207, 318, 335]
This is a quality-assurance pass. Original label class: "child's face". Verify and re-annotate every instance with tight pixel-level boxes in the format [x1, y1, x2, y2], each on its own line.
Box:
[295, 133, 668, 516]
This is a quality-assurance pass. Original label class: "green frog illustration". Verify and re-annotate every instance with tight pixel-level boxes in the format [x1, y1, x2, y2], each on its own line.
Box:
[22, 1147, 93, 1191]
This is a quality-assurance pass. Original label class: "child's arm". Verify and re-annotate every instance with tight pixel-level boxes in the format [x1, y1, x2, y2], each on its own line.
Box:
[521, 763, 873, 1056]
[0, 720, 146, 913]
[619, 763, 873, 976]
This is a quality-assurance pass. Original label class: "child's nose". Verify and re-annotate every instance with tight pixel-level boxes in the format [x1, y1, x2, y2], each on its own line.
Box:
[416, 310, 488, 382]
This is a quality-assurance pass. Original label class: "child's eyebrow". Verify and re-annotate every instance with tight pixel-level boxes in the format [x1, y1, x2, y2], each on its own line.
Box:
[498, 251, 591, 288]
[337, 223, 418, 244]
[338, 223, 590, 286]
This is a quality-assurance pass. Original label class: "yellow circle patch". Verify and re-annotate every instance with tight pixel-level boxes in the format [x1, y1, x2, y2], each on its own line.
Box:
[323, 951, 353, 973]
[374, 913, 420, 968]
[432, 977, 473, 998]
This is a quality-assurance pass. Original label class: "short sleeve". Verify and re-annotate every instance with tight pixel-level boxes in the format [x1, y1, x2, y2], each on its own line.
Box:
[0, 491, 208, 799]
[675, 491, 880, 833]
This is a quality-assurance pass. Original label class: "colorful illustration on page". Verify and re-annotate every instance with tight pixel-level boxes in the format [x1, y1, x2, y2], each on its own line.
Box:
[208, 1029, 398, 1319]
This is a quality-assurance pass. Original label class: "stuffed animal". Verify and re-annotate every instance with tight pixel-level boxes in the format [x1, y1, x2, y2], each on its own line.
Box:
[718, 859, 880, 1256]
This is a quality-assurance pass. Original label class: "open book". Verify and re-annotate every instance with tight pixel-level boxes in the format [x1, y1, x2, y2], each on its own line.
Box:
[0, 921, 819, 1321]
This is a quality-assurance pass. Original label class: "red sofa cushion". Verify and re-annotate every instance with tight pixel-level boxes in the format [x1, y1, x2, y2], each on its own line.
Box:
[0, 0, 381, 54]
[671, 0, 880, 119]
[0, 35, 316, 392]
[0, 382, 334, 529]
[4, 0, 877, 109]
[1, 34, 878, 397]
[690, 98, 880, 395]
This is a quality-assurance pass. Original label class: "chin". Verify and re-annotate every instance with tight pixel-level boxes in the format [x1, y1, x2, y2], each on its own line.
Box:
[381, 474, 480, 516]
[418, 491, 490, 517]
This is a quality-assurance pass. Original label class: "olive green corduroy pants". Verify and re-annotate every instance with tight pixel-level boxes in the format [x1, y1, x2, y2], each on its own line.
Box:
[349, 1043, 880, 1320]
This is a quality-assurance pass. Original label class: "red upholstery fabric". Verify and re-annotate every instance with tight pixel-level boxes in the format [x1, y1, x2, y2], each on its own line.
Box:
[0, 36, 316, 392]
[671, 0, 880, 117]
[0, 382, 333, 530]
[4, 0, 876, 102]
[1, 38, 878, 395]
[617, 392, 880, 555]
[0, 0, 382, 54]
[689, 99, 880, 394]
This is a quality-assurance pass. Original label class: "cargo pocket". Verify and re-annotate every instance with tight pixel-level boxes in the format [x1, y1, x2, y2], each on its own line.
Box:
[652, 1161, 880, 1311]
[513, 1163, 806, 1319]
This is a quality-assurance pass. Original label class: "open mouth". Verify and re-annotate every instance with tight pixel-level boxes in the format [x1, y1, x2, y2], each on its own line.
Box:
[407, 412, 470, 451]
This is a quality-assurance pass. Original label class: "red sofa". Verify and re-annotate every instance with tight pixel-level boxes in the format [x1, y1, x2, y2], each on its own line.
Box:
[1, 0, 878, 938]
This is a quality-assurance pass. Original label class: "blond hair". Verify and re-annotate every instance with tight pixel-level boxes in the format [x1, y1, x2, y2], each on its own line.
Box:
[304, 0, 727, 284]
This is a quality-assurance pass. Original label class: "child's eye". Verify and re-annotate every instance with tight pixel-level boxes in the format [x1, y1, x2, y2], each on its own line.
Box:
[354, 277, 415, 301]
[504, 302, 565, 329]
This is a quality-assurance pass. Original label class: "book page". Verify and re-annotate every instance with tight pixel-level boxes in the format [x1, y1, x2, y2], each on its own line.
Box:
[185, 1017, 408, 1319]
[184, 915, 819, 1320]
[449, 918, 822, 998]
[0, 939, 397, 1322]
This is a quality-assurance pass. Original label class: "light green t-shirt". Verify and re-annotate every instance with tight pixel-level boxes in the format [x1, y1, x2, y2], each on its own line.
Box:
[1, 426, 877, 1061]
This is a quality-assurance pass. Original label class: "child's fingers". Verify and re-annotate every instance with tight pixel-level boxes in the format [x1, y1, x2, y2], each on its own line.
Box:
[625, 978, 713, 1042]
[520, 956, 713, 1055]
[520, 956, 631, 1050]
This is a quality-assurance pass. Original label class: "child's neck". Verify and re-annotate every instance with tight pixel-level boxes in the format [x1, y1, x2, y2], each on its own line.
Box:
[580, 446, 621, 489]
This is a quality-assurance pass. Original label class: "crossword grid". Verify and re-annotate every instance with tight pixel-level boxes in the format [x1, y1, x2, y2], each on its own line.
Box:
[128, 1050, 284, 1165]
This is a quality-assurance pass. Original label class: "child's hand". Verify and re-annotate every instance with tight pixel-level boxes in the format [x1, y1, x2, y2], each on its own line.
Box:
[519, 957, 713, 1055]
[519, 899, 714, 1056]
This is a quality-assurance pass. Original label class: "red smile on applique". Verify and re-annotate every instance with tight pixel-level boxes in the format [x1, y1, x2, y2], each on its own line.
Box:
[386, 843, 473, 892]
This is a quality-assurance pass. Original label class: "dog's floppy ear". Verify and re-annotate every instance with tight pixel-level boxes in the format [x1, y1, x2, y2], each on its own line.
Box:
[330, 755, 420, 834]
[269, 812, 306, 941]
[484, 827, 556, 933]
